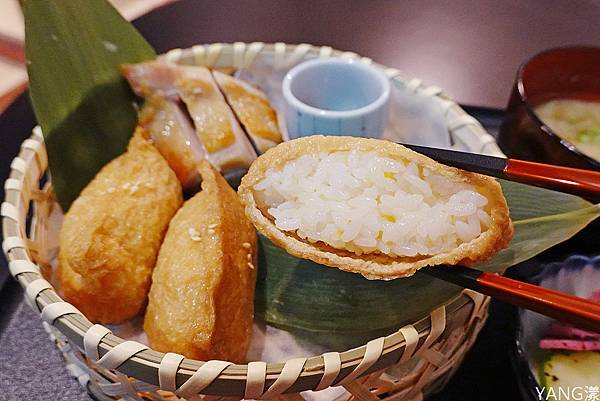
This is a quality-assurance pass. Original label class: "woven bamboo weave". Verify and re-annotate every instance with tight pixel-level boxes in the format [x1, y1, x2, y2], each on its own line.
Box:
[2, 43, 497, 400]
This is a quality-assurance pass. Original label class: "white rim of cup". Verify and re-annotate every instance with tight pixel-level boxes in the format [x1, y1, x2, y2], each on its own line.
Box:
[282, 58, 391, 119]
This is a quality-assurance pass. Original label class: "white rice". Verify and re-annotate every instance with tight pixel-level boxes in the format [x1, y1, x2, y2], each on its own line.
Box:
[254, 151, 490, 257]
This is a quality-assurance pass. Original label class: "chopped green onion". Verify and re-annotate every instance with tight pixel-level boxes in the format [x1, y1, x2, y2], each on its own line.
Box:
[576, 128, 600, 143]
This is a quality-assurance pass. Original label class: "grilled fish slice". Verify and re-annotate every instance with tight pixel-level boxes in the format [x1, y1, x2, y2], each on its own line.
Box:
[174, 65, 257, 170]
[121, 62, 179, 98]
[122, 62, 257, 176]
[213, 70, 282, 153]
[138, 94, 206, 189]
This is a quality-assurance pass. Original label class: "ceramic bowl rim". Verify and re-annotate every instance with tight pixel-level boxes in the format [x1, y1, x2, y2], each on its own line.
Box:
[512, 254, 600, 399]
[282, 57, 391, 119]
[516, 45, 600, 169]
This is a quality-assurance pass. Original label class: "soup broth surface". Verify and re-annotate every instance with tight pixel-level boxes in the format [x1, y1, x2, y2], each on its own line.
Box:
[535, 99, 600, 162]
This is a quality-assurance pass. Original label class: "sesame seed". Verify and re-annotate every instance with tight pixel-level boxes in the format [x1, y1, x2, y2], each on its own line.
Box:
[246, 253, 252, 260]
[247, 262, 255, 269]
[242, 242, 251, 249]
[208, 223, 218, 229]
[207, 229, 215, 235]
[188, 228, 201, 241]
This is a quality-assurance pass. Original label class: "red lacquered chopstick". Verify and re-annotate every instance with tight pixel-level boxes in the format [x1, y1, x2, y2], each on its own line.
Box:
[423, 265, 600, 333]
[504, 159, 600, 199]
[404, 144, 600, 201]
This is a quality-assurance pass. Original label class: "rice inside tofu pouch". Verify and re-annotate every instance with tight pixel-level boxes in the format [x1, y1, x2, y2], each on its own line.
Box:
[238, 135, 513, 280]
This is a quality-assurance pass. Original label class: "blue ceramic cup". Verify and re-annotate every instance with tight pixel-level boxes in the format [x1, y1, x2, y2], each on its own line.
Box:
[282, 58, 391, 139]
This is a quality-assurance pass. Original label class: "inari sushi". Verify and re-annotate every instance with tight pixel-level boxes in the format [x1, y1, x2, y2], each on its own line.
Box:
[238, 136, 513, 280]
[144, 161, 256, 362]
[58, 131, 182, 324]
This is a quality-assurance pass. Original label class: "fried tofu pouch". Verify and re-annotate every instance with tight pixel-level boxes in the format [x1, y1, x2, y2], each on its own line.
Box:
[238, 136, 513, 280]
[144, 161, 257, 362]
[58, 132, 182, 324]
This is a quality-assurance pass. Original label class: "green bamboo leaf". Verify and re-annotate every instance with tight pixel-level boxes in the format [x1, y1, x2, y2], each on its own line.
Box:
[25, 0, 156, 210]
[498, 179, 592, 220]
[475, 204, 600, 274]
[255, 236, 462, 334]
[255, 181, 600, 334]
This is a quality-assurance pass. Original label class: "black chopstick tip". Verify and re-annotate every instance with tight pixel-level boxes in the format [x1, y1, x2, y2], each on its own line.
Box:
[421, 265, 484, 291]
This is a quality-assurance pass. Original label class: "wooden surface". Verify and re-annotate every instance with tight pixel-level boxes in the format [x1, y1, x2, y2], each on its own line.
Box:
[133, 0, 600, 109]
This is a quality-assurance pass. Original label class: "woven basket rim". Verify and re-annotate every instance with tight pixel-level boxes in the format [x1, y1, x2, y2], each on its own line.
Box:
[1, 42, 494, 397]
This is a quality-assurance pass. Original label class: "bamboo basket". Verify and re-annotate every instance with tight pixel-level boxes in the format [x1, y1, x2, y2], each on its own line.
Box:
[2, 43, 500, 401]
